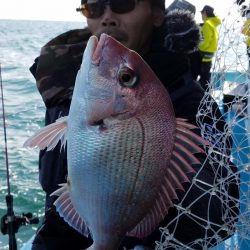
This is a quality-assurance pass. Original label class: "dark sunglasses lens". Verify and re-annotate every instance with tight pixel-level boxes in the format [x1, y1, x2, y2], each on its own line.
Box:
[81, 0, 136, 18]
[110, 0, 136, 14]
[82, 3, 105, 18]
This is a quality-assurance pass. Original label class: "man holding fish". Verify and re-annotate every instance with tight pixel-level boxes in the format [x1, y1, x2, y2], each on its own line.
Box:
[28, 0, 239, 249]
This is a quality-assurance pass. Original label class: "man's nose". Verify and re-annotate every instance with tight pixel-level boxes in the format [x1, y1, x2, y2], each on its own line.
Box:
[101, 6, 119, 26]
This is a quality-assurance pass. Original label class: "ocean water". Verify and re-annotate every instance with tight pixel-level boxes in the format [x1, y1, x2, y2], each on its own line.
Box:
[0, 19, 86, 249]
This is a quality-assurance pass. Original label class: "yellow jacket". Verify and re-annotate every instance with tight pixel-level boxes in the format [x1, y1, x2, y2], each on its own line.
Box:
[241, 19, 250, 47]
[198, 16, 222, 62]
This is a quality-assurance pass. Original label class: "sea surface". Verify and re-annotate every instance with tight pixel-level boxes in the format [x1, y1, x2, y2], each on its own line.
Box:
[0, 19, 86, 249]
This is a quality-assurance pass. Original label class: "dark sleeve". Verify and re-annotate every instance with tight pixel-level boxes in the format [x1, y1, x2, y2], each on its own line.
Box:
[29, 29, 90, 108]
[38, 105, 69, 209]
[120, 80, 239, 249]
[188, 50, 202, 80]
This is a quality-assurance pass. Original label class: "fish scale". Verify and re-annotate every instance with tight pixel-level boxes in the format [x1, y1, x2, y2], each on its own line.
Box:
[24, 34, 208, 249]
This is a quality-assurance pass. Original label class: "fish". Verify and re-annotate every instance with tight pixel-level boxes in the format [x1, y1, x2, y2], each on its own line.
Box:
[24, 33, 207, 250]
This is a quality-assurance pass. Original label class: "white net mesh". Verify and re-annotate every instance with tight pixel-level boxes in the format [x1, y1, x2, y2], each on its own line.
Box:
[158, 1, 250, 249]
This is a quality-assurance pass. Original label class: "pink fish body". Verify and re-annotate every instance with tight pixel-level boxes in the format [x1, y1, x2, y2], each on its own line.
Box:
[24, 34, 206, 249]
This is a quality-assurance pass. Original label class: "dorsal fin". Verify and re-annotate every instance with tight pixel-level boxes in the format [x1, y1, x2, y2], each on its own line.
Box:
[23, 116, 68, 150]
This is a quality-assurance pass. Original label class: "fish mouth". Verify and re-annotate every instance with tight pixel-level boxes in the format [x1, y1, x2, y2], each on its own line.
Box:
[92, 33, 109, 65]
[80, 35, 99, 76]
[84, 34, 111, 127]
[92, 33, 126, 65]
[86, 34, 127, 128]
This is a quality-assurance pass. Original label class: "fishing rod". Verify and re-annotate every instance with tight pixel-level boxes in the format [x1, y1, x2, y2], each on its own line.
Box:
[0, 63, 39, 250]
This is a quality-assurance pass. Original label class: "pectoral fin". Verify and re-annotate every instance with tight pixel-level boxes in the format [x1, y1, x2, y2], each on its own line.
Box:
[23, 116, 68, 150]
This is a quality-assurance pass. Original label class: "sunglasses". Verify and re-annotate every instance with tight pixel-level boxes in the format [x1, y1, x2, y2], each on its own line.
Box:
[76, 0, 141, 19]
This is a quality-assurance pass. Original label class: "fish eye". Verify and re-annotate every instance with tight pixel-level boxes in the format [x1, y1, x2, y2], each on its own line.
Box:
[118, 67, 138, 88]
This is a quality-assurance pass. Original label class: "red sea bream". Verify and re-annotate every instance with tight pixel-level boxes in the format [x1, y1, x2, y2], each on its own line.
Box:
[24, 34, 207, 249]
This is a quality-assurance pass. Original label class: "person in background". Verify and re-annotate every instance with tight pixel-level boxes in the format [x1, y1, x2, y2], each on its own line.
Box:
[167, 0, 202, 80]
[29, 0, 239, 249]
[198, 5, 221, 90]
[241, 8, 250, 68]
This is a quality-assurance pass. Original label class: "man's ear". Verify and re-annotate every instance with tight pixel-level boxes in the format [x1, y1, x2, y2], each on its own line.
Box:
[152, 8, 165, 27]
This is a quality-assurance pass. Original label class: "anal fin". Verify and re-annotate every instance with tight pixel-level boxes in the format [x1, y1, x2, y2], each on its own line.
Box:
[51, 183, 89, 237]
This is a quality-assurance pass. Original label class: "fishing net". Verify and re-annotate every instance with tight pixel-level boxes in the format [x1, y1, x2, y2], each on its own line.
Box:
[158, 1, 250, 249]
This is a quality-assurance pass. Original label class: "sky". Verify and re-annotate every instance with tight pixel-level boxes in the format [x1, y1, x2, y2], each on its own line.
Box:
[0, 0, 239, 23]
